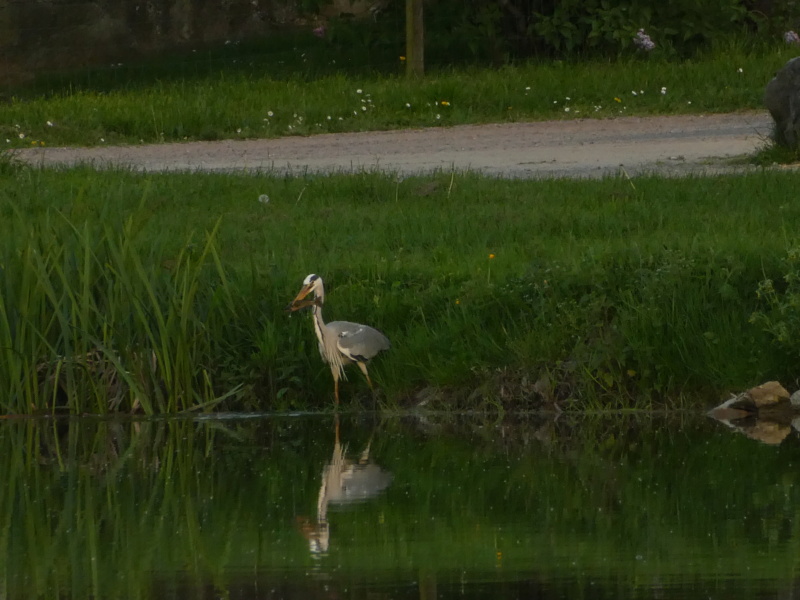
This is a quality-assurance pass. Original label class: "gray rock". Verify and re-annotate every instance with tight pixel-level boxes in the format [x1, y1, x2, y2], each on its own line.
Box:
[708, 381, 792, 420]
[765, 57, 800, 149]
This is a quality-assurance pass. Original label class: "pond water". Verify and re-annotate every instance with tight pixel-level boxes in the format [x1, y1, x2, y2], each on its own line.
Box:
[5, 411, 800, 599]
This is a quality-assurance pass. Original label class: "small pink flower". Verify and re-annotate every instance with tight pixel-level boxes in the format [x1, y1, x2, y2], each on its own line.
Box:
[633, 28, 655, 51]
[312, 25, 326, 38]
[784, 31, 800, 44]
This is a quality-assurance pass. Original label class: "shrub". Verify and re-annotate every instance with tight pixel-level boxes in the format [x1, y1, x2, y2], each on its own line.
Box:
[338, 0, 800, 62]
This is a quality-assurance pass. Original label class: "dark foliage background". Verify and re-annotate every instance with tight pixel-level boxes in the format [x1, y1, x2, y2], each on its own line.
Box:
[352, 0, 800, 62]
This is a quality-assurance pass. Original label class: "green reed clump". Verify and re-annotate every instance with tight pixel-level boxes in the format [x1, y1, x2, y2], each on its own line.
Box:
[0, 205, 242, 414]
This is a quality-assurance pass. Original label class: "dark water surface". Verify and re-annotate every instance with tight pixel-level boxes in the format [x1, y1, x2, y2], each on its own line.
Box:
[6, 411, 800, 599]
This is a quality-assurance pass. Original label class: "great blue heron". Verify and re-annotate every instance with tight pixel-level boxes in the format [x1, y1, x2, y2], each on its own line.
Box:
[286, 274, 391, 404]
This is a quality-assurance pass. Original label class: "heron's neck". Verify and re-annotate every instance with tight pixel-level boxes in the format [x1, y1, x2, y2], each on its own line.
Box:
[311, 297, 326, 346]
[310, 292, 345, 377]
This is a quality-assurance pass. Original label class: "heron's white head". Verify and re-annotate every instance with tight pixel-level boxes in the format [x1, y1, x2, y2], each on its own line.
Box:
[301, 274, 324, 296]
[287, 273, 324, 312]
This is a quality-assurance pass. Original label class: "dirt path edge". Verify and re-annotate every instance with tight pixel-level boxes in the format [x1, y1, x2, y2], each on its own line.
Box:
[14, 110, 776, 179]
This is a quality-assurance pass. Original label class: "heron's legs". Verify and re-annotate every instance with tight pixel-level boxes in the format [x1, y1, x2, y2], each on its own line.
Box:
[331, 367, 341, 406]
[357, 362, 374, 390]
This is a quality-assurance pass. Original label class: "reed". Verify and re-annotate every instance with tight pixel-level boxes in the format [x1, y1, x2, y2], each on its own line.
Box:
[0, 196, 240, 414]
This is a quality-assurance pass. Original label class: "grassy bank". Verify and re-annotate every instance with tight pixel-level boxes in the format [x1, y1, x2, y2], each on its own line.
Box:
[1, 163, 800, 412]
[0, 37, 794, 148]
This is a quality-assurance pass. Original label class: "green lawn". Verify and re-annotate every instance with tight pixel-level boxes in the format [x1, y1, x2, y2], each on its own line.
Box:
[0, 36, 792, 149]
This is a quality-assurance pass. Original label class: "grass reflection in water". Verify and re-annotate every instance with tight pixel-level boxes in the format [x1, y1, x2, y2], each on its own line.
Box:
[3, 413, 799, 599]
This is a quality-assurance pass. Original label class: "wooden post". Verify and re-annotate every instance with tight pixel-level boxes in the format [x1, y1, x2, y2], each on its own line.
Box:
[405, 0, 424, 77]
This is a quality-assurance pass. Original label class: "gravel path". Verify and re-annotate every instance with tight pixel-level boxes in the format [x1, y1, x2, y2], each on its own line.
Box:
[15, 110, 774, 179]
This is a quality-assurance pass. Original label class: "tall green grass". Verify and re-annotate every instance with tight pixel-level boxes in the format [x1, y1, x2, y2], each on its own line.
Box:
[1, 164, 799, 411]
[0, 199, 243, 414]
[0, 37, 792, 148]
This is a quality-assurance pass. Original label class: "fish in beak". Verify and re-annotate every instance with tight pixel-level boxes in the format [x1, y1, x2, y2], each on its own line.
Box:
[285, 282, 319, 312]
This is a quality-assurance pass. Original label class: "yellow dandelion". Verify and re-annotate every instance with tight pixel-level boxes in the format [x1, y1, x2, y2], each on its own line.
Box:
[614, 97, 622, 103]
[455, 299, 461, 305]
[441, 100, 450, 106]
[399, 56, 406, 61]
[489, 253, 495, 259]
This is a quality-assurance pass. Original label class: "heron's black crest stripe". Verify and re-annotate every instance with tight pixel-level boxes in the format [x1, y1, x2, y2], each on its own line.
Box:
[309, 274, 319, 281]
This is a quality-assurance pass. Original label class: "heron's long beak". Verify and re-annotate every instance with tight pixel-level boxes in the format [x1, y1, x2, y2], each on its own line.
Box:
[284, 283, 317, 312]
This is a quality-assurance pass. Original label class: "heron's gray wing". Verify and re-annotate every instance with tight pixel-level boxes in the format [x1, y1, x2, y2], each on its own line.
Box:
[328, 321, 390, 362]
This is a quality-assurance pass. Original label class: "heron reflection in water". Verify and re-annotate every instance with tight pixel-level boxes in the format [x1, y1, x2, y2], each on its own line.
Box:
[286, 274, 390, 405]
[297, 416, 393, 555]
